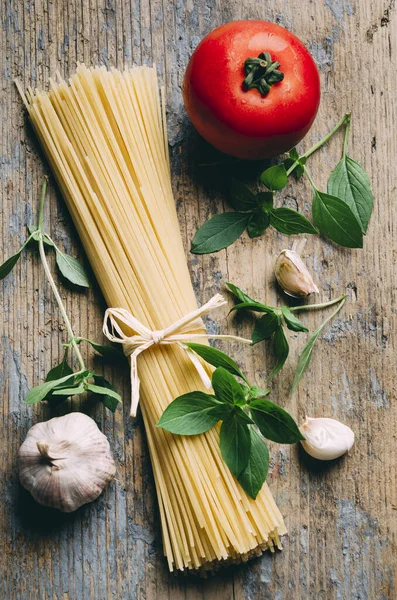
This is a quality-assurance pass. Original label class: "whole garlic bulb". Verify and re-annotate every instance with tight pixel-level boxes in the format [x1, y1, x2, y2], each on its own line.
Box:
[18, 412, 116, 512]
[274, 249, 319, 298]
[300, 416, 354, 461]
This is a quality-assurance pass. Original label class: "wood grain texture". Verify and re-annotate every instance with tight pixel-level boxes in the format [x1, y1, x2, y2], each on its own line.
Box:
[1, 0, 396, 598]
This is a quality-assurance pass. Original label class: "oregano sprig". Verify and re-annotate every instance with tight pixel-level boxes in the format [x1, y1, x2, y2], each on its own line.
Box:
[0, 179, 123, 411]
[190, 113, 373, 253]
[156, 346, 303, 499]
[226, 282, 346, 388]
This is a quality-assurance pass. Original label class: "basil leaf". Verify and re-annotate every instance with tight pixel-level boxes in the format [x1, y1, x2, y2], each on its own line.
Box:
[233, 407, 254, 425]
[281, 306, 308, 332]
[86, 383, 122, 403]
[289, 148, 299, 161]
[248, 386, 270, 400]
[229, 302, 276, 314]
[312, 190, 363, 248]
[0, 251, 22, 280]
[268, 325, 289, 379]
[226, 282, 258, 304]
[327, 156, 373, 234]
[51, 384, 86, 397]
[250, 398, 304, 443]
[93, 376, 122, 412]
[247, 211, 270, 238]
[190, 212, 250, 254]
[77, 338, 126, 362]
[207, 403, 235, 420]
[55, 249, 90, 287]
[220, 417, 251, 478]
[291, 296, 346, 394]
[252, 312, 280, 344]
[260, 164, 288, 191]
[270, 208, 318, 235]
[24, 372, 78, 404]
[228, 179, 257, 211]
[156, 392, 221, 435]
[212, 367, 246, 406]
[238, 428, 269, 499]
[255, 192, 274, 211]
[45, 359, 74, 383]
[185, 343, 248, 383]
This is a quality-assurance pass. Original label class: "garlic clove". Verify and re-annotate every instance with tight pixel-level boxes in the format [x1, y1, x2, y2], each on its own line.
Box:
[274, 249, 319, 298]
[300, 416, 354, 461]
[18, 412, 116, 512]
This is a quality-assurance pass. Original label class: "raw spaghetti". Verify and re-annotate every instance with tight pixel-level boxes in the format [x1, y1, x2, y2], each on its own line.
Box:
[16, 65, 287, 572]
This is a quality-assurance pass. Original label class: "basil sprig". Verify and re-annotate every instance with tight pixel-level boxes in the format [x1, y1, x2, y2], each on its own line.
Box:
[157, 348, 303, 499]
[0, 179, 123, 411]
[190, 114, 373, 254]
[227, 282, 346, 388]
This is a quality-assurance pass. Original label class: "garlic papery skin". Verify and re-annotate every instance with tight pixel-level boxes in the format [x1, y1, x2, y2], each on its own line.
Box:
[300, 417, 354, 461]
[18, 412, 116, 512]
[274, 249, 319, 298]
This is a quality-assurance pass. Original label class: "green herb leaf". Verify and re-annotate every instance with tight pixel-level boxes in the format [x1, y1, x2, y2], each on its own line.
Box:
[185, 343, 248, 383]
[327, 156, 373, 234]
[312, 190, 363, 248]
[191, 212, 250, 254]
[77, 338, 126, 362]
[229, 301, 276, 315]
[220, 417, 251, 478]
[256, 192, 274, 211]
[86, 382, 122, 403]
[238, 428, 269, 499]
[55, 249, 90, 287]
[156, 392, 221, 435]
[260, 164, 288, 191]
[25, 372, 78, 404]
[226, 282, 258, 304]
[93, 375, 122, 412]
[28, 226, 54, 246]
[268, 325, 289, 379]
[233, 407, 254, 425]
[270, 208, 318, 235]
[212, 367, 246, 406]
[247, 211, 270, 238]
[291, 296, 346, 394]
[228, 179, 258, 211]
[248, 386, 270, 399]
[252, 312, 280, 344]
[45, 359, 74, 382]
[0, 251, 22, 280]
[250, 397, 304, 443]
[51, 384, 86, 397]
[281, 306, 308, 332]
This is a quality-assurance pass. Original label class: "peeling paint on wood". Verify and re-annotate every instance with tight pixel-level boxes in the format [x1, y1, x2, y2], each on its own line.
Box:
[1, 0, 396, 598]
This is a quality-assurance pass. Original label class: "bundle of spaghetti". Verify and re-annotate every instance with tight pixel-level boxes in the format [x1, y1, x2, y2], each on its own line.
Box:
[17, 64, 287, 572]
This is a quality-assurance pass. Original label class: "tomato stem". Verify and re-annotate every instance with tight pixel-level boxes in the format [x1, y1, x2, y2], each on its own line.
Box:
[243, 52, 284, 97]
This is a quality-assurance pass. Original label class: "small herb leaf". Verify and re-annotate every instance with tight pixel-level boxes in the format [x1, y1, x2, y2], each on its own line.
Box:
[156, 392, 221, 435]
[220, 417, 251, 478]
[256, 192, 274, 211]
[228, 179, 258, 211]
[281, 306, 308, 332]
[51, 384, 86, 397]
[247, 211, 270, 238]
[229, 301, 276, 315]
[252, 312, 280, 344]
[250, 397, 304, 443]
[268, 325, 289, 379]
[270, 208, 318, 235]
[78, 338, 126, 362]
[55, 249, 90, 287]
[312, 190, 363, 248]
[45, 359, 74, 382]
[93, 376, 122, 412]
[233, 407, 254, 425]
[260, 164, 288, 191]
[0, 251, 22, 280]
[212, 367, 246, 406]
[226, 283, 258, 304]
[327, 156, 373, 234]
[25, 373, 78, 404]
[191, 213, 250, 254]
[185, 343, 248, 383]
[86, 383, 122, 403]
[238, 428, 269, 499]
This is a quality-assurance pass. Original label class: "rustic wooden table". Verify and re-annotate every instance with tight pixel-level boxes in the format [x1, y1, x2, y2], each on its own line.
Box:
[1, 1, 396, 598]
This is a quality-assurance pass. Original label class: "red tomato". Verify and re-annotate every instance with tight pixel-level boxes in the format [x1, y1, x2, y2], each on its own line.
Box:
[183, 21, 320, 160]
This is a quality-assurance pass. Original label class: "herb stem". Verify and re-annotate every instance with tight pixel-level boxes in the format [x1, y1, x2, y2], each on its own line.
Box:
[37, 180, 86, 372]
[286, 113, 351, 177]
[289, 294, 346, 312]
[342, 114, 351, 159]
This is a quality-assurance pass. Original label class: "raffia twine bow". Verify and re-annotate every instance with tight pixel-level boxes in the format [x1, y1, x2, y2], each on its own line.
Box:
[103, 294, 252, 417]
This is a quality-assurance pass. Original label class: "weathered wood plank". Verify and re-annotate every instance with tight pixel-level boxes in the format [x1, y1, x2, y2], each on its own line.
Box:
[1, 0, 396, 598]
